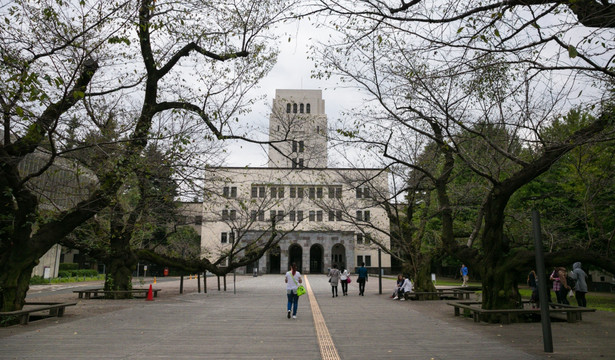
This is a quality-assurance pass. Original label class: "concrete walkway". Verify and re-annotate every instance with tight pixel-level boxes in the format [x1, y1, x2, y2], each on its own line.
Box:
[0, 275, 610, 359]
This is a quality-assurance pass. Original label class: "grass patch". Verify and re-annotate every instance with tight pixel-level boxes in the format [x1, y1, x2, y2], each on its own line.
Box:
[30, 274, 105, 285]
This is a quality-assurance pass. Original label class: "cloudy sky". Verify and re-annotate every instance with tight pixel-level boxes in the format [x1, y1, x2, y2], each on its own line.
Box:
[224, 19, 365, 168]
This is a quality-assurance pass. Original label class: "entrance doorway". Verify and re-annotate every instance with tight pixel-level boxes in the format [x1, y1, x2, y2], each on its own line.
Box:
[309, 244, 324, 274]
[288, 244, 303, 273]
[331, 243, 347, 271]
[268, 246, 281, 274]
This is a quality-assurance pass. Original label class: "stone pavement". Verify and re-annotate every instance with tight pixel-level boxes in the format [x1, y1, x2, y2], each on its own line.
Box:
[1, 275, 613, 359]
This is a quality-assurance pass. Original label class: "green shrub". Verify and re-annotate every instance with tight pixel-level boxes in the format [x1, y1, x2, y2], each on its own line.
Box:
[30, 275, 49, 285]
[59, 263, 78, 271]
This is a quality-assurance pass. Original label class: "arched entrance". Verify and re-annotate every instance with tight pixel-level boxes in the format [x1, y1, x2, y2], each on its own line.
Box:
[288, 243, 303, 273]
[331, 243, 347, 271]
[268, 246, 281, 274]
[309, 244, 324, 274]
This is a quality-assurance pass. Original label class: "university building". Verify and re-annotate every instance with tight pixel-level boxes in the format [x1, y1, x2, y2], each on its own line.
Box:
[201, 89, 391, 274]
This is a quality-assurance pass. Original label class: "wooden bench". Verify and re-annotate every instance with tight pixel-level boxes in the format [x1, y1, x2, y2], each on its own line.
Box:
[0, 302, 77, 325]
[447, 301, 596, 324]
[73, 288, 161, 299]
[405, 289, 474, 301]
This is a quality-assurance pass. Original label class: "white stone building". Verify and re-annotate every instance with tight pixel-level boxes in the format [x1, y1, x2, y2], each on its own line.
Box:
[201, 89, 391, 274]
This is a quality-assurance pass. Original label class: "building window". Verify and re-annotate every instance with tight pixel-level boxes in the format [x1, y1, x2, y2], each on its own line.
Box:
[271, 187, 277, 198]
[316, 187, 323, 198]
[278, 187, 284, 198]
[300, 103, 304, 113]
[356, 210, 370, 222]
[356, 233, 363, 244]
[222, 210, 229, 221]
[251, 186, 258, 198]
[297, 211, 304, 222]
[316, 210, 323, 222]
[298, 158, 304, 168]
[221, 232, 228, 244]
[365, 255, 372, 267]
[270, 210, 276, 221]
[356, 186, 370, 198]
[297, 187, 304, 198]
[357, 255, 363, 265]
[309, 187, 315, 199]
[289, 210, 296, 221]
[251, 210, 257, 221]
[306, 103, 311, 113]
[277, 210, 284, 221]
[229, 232, 235, 244]
[364, 233, 371, 245]
[230, 210, 236, 220]
[290, 187, 296, 198]
[286, 103, 291, 113]
[293, 103, 297, 113]
[328, 210, 335, 221]
[299, 141, 304, 153]
[336, 210, 342, 221]
[292, 158, 297, 168]
[259, 186, 266, 198]
[309, 210, 315, 222]
[223, 186, 237, 198]
[292, 140, 297, 152]
[258, 211, 265, 221]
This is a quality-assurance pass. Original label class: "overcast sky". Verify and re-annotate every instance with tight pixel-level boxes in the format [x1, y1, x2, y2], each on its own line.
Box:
[224, 19, 365, 168]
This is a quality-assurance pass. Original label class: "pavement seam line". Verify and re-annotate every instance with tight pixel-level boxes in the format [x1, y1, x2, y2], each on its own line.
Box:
[304, 275, 341, 360]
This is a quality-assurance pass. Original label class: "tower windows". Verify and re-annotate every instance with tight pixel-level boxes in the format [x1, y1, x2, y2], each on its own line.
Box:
[300, 103, 304, 113]
[286, 103, 291, 113]
[293, 103, 297, 113]
[306, 103, 311, 113]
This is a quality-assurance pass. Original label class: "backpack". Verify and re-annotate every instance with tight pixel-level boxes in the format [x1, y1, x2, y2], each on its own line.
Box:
[566, 275, 576, 289]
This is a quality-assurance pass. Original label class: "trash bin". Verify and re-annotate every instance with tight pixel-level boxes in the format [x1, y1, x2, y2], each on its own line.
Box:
[253, 268, 258, 277]
[163, 267, 169, 276]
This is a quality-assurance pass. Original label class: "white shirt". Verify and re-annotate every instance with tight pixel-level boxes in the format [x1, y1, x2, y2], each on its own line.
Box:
[401, 278, 413, 292]
[286, 271, 302, 291]
[340, 269, 349, 281]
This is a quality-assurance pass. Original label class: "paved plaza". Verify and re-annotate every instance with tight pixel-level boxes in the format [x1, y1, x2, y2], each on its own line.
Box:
[1, 275, 614, 359]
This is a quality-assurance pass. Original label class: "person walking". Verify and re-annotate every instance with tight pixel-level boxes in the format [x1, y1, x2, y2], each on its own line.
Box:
[285, 263, 302, 319]
[460, 264, 469, 287]
[329, 264, 341, 297]
[357, 262, 368, 296]
[570, 262, 589, 307]
[340, 267, 350, 296]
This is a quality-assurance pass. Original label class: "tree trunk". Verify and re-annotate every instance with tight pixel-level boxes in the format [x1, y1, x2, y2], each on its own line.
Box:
[0, 256, 37, 312]
[479, 191, 522, 316]
[412, 256, 436, 293]
[104, 233, 138, 299]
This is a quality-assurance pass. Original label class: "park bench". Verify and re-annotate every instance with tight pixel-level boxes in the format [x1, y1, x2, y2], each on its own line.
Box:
[0, 302, 77, 325]
[73, 288, 161, 299]
[405, 288, 474, 301]
[447, 301, 596, 324]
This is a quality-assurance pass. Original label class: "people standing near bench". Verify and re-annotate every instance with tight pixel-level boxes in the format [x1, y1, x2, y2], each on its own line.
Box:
[570, 262, 588, 307]
[328, 263, 341, 298]
[460, 264, 469, 287]
[285, 263, 302, 319]
[357, 262, 368, 296]
[527, 270, 539, 308]
[551, 267, 570, 305]
[340, 267, 349, 296]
